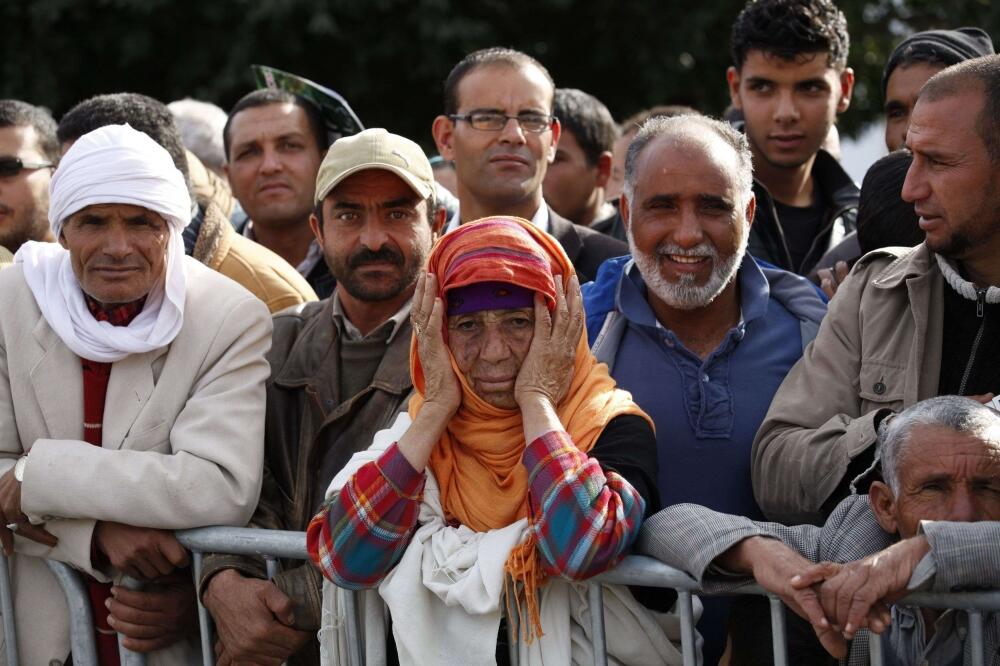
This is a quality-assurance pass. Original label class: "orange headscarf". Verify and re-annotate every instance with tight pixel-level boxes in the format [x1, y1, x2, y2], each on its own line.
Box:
[408, 216, 650, 638]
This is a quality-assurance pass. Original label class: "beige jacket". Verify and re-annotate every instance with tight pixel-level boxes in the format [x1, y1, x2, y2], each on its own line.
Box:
[0, 258, 272, 665]
[193, 200, 318, 313]
[0, 246, 12, 270]
[752, 244, 944, 525]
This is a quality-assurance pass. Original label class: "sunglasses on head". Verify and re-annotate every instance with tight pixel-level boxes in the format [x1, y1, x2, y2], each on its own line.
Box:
[0, 156, 54, 178]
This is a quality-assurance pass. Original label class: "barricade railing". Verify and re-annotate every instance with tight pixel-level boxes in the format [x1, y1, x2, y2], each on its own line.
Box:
[2, 532, 999, 666]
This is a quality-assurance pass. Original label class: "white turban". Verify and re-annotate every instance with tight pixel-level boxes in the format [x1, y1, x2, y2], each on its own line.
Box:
[15, 124, 191, 362]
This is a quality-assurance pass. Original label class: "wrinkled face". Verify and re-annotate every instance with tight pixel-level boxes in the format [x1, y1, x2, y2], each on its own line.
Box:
[436, 64, 558, 210]
[0, 126, 54, 252]
[887, 424, 1000, 539]
[901, 89, 1000, 262]
[624, 136, 752, 311]
[883, 61, 944, 152]
[225, 103, 323, 230]
[543, 129, 601, 223]
[314, 169, 432, 303]
[728, 50, 852, 170]
[60, 203, 169, 307]
[447, 306, 535, 409]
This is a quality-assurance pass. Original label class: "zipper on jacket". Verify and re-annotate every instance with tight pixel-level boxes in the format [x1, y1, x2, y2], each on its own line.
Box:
[957, 288, 988, 395]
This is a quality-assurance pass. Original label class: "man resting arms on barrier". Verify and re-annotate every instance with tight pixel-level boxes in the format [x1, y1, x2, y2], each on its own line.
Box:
[308, 217, 688, 665]
[0, 124, 270, 664]
[639, 395, 1000, 665]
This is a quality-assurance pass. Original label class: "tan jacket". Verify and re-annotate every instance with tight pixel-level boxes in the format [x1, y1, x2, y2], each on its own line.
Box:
[752, 244, 944, 525]
[0, 258, 272, 665]
[0, 245, 12, 270]
[192, 200, 318, 313]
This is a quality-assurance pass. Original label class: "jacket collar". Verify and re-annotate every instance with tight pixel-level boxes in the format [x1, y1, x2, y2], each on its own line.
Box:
[871, 244, 937, 290]
[273, 298, 413, 398]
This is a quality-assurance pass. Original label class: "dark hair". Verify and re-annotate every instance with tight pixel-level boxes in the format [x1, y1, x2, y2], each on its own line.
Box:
[620, 105, 699, 135]
[920, 54, 1000, 164]
[223, 89, 328, 162]
[57, 93, 190, 181]
[0, 100, 60, 163]
[730, 0, 850, 71]
[443, 47, 555, 116]
[855, 151, 923, 253]
[314, 191, 438, 232]
[553, 88, 618, 166]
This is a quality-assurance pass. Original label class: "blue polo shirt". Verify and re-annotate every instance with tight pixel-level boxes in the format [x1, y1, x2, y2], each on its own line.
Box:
[611, 256, 804, 519]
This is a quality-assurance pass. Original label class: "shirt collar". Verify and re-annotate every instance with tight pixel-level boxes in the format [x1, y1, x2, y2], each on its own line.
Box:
[243, 220, 324, 278]
[444, 202, 549, 234]
[84, 294, 147, 327]
[331, 290, 413, 345]
[619, 253, 770, 331]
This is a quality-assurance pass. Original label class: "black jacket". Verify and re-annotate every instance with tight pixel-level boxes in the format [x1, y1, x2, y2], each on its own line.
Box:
[747, 150, 859, 276]
[547, 207, 628, 282]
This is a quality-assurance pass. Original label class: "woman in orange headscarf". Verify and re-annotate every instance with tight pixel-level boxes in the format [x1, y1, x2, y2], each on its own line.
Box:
[308, 217, 663, 665]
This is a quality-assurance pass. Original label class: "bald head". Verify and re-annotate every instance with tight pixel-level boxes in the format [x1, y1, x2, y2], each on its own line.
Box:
[919, 54, 1000, 163]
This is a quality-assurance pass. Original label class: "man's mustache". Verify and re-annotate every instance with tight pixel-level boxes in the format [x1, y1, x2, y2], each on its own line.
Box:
[348, 246, 404, 269]
[0, 202, 13, 216]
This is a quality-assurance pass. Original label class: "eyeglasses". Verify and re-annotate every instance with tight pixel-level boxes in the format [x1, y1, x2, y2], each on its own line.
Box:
[0, 157, 54, 178]
[449, 111, 554, 133]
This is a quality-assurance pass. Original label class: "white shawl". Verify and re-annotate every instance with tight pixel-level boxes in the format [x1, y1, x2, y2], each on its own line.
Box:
[319, 413, 696, 665]
[14, 124, 191, 362]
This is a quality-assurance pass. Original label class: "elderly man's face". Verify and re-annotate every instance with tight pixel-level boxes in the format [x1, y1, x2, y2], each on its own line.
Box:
[877, 424, 1000, 539]
[623, 135, 753, 311]
[60, 203, 169, 307]
[902, 88, 1000, 263]
[0, 125, 54, 252]
[447, 307, 535, 409]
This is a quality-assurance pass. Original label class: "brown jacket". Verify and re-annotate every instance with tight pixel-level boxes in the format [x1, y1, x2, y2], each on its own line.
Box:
[199, 298, 414, 665]
[752, 244, 944, 525]
[193, 200, 318, 312]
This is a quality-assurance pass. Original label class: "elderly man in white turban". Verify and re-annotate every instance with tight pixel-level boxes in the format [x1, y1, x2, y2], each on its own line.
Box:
[0, 124, 271, 664]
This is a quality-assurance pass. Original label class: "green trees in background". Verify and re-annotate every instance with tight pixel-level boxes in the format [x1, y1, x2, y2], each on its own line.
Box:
[3, 0, 997, 147]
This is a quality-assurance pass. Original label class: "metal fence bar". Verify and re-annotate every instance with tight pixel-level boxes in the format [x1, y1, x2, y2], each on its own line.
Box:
[969, 610, 985, 666]
[0, 554, 19, 666]
[117, 575, 149, 665]
[191, 551, 214, 666]
[342, 589, 364, 666]
[46, 560, 99, 666]
[677, 590, 697, 666]
[869, 631, 884, 666]
[767, 595, 788, 666]
[587, 583, 608, 666]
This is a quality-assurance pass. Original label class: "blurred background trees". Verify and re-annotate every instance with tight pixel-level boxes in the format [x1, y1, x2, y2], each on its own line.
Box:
[3, 0, 997, 148]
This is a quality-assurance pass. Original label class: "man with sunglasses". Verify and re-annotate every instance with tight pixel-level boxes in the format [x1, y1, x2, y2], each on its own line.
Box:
[0, 100, 58, 253]
[431, 47, 626, 282]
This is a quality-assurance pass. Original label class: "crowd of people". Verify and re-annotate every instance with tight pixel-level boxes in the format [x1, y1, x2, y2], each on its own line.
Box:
[0, 0, 998, 664]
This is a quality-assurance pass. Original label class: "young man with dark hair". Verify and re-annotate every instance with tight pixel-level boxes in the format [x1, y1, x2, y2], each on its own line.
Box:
[727, 0, 859, 276]
[224, 89, 333, 297]
[542, 88, 617, 228]
[0, 100, 58, 252]
[432, 47, 626, 282]
[58, 93, 317, 312]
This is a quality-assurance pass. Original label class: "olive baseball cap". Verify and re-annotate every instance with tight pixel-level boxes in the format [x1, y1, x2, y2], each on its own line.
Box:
[314, 128, 435, 204]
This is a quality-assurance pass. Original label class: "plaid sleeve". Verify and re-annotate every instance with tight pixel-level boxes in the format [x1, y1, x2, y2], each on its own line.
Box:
[524, 430, 646, 580]
[307, 443, 425, 590]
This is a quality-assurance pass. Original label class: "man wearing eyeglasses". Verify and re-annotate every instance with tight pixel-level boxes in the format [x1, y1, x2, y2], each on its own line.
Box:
[431, 47, 626, 282]
[0, 100, 58, 253]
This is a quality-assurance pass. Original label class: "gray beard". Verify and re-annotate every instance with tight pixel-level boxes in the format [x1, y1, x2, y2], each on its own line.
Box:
[628, 236, 744, 311]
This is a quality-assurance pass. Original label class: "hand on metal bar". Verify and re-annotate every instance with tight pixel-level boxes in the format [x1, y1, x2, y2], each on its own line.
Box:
[94, 522, 189, 580]
[108, 571, 199, 653]
[0, 465, 58, 555]
[203, 568, 310, 665]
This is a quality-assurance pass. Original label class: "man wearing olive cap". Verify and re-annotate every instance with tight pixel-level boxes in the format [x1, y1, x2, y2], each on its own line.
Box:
[200, 128, 443, 666]
[0, 123, 271, 664]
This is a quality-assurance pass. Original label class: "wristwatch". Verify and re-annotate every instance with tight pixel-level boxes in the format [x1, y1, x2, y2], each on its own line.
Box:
[13, 457, 26, 483]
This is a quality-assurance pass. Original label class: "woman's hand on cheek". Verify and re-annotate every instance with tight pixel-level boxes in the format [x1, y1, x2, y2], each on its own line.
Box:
[514, 274, 583, 410]
[411, 272, 462, 418]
